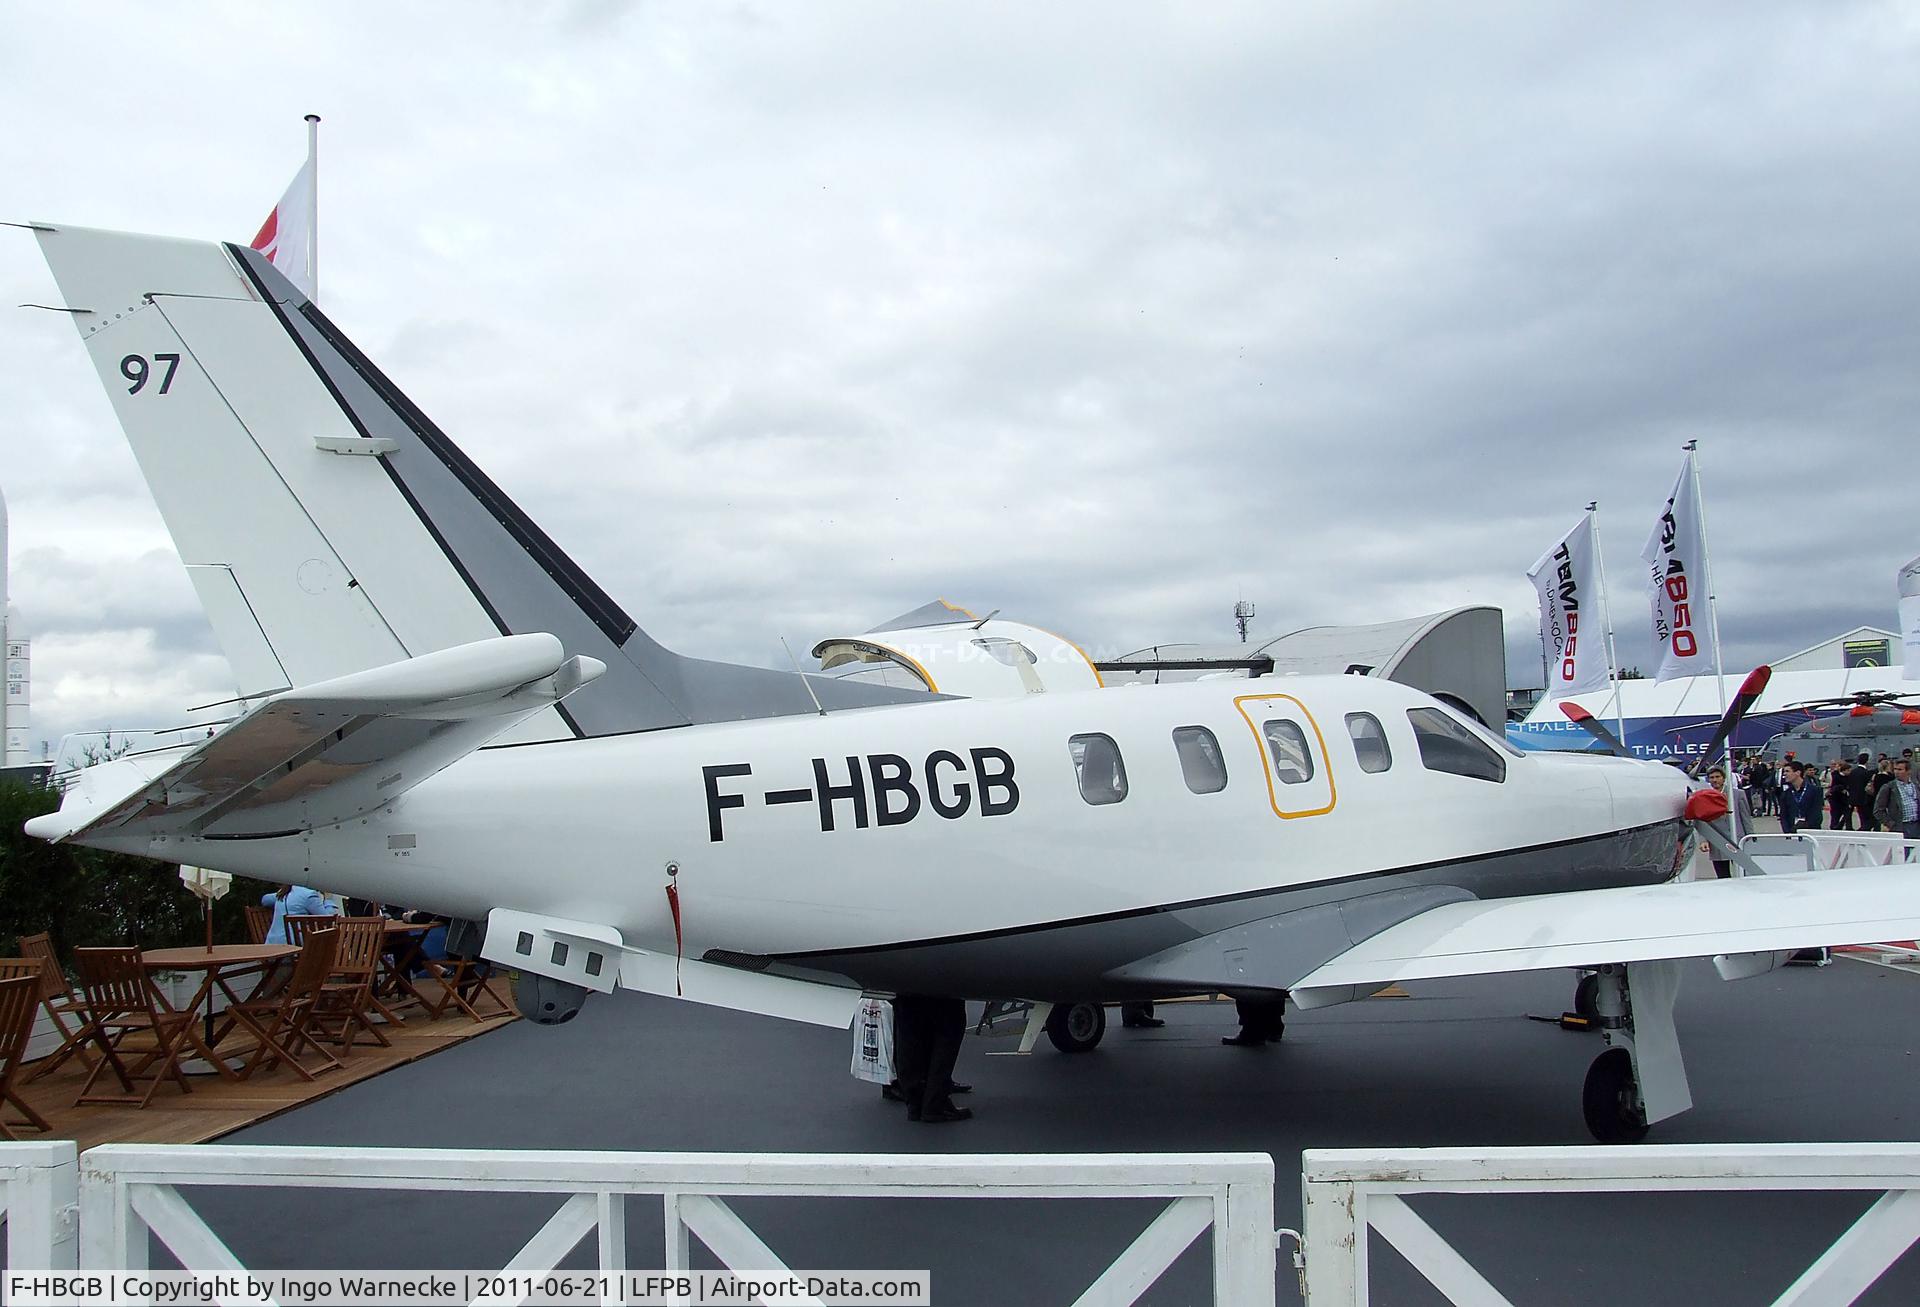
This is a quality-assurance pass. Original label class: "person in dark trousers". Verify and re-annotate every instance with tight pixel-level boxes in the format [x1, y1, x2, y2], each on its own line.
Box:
[1848, 754, 1875, 830]
[1779, 762, 1824, 835]
[1121, 1001, 1164, 1029]
[886, 995, 973, 1123]
[1223, 993, 1286, 1046]
[1828, 760, 1858, 831]
[1703, 766, 1751, 878]
[1873, 759, 1919, 843]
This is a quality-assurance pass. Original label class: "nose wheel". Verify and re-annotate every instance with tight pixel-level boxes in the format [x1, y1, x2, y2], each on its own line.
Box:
[1576, 962, 1688, 1143]
[1582, 1047, 1649, 1143]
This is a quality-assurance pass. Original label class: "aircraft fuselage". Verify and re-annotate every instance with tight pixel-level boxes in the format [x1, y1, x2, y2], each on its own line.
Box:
[137, 674, 1692, 1001]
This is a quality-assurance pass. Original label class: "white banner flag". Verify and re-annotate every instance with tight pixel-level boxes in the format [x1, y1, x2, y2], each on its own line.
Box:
[1528, 512, 1610, 698]
[1641, 456, 1718, 683]
[1900, 554, 1920, 682]
[249, 159, 316, 299]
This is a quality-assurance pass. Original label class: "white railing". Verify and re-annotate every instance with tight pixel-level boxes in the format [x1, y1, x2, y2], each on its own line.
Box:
[1741, 831, 1920, 874]
[1299, 1144, 1920, 1306]
[78, 1145, 1275, 1306]
[0, 1139, 79, 1269]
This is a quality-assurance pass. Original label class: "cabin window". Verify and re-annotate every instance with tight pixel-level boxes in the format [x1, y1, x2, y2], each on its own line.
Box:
[1407, 707, 1507, 783]
[973, 638, 1037, 667]
[1069, 733, 1129, 805]
[1262, 720, 1316, 785]
[1172, 725, 1228, 794]
[1346, 712, 1392, 773]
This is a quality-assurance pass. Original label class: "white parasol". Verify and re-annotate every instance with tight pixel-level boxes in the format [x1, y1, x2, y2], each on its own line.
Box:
[178, 866, 234, 951]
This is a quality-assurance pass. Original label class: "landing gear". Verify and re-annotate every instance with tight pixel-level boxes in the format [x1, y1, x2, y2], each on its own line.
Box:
[1573, 972, 1600, 1022]
[1046, 1001, 1107, 1053]
[1576, 961, 1689, 1144]
[1581, 1047, 1648, 1143]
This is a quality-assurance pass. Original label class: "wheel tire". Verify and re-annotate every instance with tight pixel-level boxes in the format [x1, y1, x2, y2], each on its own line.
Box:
[1582, 1047, 1649, 1143]
[1046, 1002, 1107, 1053]
[1573, 973, 1600, 1021]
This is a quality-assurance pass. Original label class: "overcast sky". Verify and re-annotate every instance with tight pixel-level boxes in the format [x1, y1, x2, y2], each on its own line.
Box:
[2, 2, 1915, 752]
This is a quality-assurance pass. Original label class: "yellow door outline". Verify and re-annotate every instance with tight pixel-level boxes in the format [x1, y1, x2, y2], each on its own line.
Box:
[1233, 692, 1338, 819]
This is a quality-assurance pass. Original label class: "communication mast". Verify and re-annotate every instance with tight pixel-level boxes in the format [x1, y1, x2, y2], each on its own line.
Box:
[1233, 599, 1256, 644]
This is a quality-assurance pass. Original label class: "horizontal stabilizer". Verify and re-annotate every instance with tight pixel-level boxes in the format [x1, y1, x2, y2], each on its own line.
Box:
[1290, 867, 1920, 1004]
[27, 634, 602, 845]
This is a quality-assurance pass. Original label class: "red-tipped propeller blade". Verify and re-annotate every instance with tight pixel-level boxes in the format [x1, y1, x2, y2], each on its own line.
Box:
[1686, 665, 1772, 779]
[1558, 700, 1632, 757]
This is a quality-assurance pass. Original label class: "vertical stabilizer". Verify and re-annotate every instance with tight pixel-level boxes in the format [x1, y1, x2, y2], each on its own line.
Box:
[33, 223, 929, 737]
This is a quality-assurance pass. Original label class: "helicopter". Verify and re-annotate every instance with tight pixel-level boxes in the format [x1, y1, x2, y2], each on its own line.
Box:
[1753, 690, 1920, 767]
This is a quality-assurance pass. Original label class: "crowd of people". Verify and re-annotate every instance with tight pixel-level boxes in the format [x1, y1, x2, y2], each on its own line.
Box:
[1731, 751, 1920, 839]
[259, 884, 457, 970]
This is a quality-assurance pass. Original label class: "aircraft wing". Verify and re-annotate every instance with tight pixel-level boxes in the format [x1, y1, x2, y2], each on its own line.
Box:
[28, 634, 603, 845]
[1287, 868, 1920, 1006]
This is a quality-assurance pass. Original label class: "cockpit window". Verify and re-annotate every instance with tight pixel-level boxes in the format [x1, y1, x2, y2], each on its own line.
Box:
[1406, 707, 1507, 783]
[1262, 720, 1315, 785]
[1172, 725, 1228, 794]
[1346, 712, 1392, 773]
[1069, 733, 1128, 805]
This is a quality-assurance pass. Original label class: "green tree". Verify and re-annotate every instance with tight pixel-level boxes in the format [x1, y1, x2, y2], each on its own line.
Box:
[0, 780, 272, 967]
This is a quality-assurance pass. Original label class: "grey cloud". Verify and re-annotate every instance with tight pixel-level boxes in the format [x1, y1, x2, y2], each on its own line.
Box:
[2, 2, 1914, 750]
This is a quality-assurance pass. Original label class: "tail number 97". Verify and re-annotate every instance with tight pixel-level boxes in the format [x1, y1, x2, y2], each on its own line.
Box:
[120, 353, 181, 395]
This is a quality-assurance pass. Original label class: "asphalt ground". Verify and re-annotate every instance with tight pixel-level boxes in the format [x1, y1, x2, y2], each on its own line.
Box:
[159, 957, 1920, 1304]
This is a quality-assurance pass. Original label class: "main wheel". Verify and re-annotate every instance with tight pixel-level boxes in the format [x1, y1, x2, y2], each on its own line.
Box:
[1046, 1002, 1107, 1053]
[1582, 1047, 1649, 1143]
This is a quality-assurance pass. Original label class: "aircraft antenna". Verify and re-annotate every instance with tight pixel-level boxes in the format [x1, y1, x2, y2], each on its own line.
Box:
[1234, 599, 1256, 644]
[781, 637, 829, 716]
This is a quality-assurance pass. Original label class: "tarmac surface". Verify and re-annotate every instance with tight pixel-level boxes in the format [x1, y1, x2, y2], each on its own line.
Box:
[170, 958, 1920, 1304]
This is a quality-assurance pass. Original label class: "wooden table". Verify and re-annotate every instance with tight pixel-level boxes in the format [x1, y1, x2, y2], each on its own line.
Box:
[141, 944, 298, 1079]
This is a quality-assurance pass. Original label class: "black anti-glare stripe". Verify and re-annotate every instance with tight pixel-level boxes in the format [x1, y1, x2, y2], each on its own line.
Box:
[770, 819, 1680, 962]
[230, 245, 585, 740]
[288, 293, 637, 647]
[227, 247, 511, 642]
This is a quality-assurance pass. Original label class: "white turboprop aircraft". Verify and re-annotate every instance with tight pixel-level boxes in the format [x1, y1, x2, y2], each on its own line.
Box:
[20, 222, 1920, 1142]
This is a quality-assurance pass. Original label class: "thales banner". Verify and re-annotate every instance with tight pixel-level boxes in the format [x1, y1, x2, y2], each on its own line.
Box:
[1527, 513, 1609, 698]
[1641, 457, 1718, 684]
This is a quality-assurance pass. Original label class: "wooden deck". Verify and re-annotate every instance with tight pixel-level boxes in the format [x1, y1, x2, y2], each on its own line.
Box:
[2, 981, 517, 1151]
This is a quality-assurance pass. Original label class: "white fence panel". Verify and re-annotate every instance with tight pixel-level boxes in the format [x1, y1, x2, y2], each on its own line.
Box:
[1300, 1143, 1920, 1306]
[78, 1145, 1275, 1306]
[0, 1139, 79, 1270]
[1741, 832, 1920, 875]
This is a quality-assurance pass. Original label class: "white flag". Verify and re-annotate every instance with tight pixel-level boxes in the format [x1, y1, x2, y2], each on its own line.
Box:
[1527, 512, 1611, 698]
[249, 159, 315, 299]
[1641, 457, 1718, 683]
[1899, 554, 1920, 682]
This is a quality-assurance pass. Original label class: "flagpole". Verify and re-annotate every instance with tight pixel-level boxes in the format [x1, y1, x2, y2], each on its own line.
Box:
[1588, 501, 1630, 751]
[305, 113, 321, 302]
[1686, 439, 1732, 766]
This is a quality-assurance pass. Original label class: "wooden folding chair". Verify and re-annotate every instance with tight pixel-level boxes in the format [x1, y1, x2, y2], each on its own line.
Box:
[283, 914, 336, 947]
[228, 929, 342, 1082]
[422, 954, 512, 1023]
[244, 904, 275, 945]
[308, 919, 392, 1054]
[0, 974, 53, 1138]
[72, 947, 195, 1108]
[18, 932, 98, 1080]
